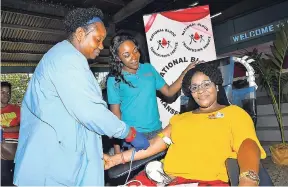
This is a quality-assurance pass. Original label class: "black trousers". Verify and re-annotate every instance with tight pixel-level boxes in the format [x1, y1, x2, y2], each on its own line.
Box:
[1, 159, 15, 186]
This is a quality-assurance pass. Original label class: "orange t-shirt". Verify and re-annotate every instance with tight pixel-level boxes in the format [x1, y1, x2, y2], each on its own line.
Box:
[1, 104, 21, 139]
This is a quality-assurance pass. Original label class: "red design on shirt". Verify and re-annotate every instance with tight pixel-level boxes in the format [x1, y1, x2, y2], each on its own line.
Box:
[1, 104, 21, 139]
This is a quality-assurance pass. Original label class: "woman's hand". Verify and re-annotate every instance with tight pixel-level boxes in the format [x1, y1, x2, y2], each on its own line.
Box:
[182, 61, 202, 76]
[103, 153, 122, 170]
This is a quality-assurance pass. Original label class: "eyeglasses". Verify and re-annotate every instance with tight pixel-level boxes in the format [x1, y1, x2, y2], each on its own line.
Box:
[189, 80, 213, 93]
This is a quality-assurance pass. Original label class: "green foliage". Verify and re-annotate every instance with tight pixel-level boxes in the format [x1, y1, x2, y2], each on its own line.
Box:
[245, 25, 288, 143]
[1, 72, 107, 105]
[1, 73, 31, 105]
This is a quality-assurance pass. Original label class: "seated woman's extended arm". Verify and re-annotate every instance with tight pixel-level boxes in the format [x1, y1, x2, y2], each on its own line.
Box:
[108, 125, 172, 166]
[237, 139, 261, 186]
[230, 106, 266, 185]
[238, 139, 260, 174]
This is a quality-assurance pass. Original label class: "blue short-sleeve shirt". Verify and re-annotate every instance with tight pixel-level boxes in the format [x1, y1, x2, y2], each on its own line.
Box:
[107, 63, 166, 132]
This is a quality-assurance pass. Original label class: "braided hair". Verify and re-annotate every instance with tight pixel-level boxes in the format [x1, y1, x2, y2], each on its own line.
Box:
[182, 63, 230, 110]
[108, 34, 140, 87]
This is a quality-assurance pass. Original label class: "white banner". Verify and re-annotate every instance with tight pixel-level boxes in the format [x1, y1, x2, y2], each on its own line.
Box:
[143, 5, 217, 127]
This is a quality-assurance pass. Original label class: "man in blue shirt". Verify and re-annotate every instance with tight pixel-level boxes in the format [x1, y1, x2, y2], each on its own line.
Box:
[13, 8, 149, 186]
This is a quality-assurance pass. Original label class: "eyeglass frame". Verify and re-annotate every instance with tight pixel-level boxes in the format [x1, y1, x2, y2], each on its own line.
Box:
[189, 80, 214, 93]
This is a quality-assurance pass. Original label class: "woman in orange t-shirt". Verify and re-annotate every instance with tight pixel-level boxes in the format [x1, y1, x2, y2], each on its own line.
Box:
[104, 63, 266, 186]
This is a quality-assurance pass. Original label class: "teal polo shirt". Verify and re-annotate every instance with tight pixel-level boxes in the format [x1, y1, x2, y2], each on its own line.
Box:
[107, 63, 166, 133]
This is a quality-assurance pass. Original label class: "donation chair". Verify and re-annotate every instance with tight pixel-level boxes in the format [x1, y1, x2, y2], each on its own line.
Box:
[107, 57, 273, 186]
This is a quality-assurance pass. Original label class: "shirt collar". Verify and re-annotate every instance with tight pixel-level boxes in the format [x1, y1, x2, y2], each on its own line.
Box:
[122, 63, 141, 76]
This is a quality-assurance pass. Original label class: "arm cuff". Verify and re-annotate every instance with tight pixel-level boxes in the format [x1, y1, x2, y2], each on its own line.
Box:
[119, 122, 130, 139]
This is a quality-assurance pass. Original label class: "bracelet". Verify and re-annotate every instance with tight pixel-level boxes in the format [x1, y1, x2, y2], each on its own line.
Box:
[239, 170, 260, 185]
[121, 153, 126, 164]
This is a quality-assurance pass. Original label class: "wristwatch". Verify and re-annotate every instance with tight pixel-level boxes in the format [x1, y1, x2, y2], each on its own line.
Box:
[239, 170, 260, 185]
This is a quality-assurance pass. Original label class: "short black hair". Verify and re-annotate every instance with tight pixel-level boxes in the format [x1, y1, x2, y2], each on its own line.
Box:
[182, 62, 223, 97]
[1, 81, 12, 90]
[63, 7, 104, 36]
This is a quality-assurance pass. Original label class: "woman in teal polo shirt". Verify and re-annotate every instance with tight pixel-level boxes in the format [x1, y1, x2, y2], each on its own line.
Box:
[107, 35, 195, 154]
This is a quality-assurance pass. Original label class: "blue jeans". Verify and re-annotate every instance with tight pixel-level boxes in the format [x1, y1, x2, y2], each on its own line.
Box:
[1, 159, 15, 186]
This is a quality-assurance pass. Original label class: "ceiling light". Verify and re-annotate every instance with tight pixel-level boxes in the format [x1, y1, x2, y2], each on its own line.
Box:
[211, 12, 222, 19]
[189, 1, 199, 7]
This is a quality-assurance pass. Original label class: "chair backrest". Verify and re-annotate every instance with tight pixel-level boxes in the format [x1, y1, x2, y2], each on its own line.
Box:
[226, 158, 273, 186]
[218, 57, 257, 124]
[217, 57, 235, 104]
